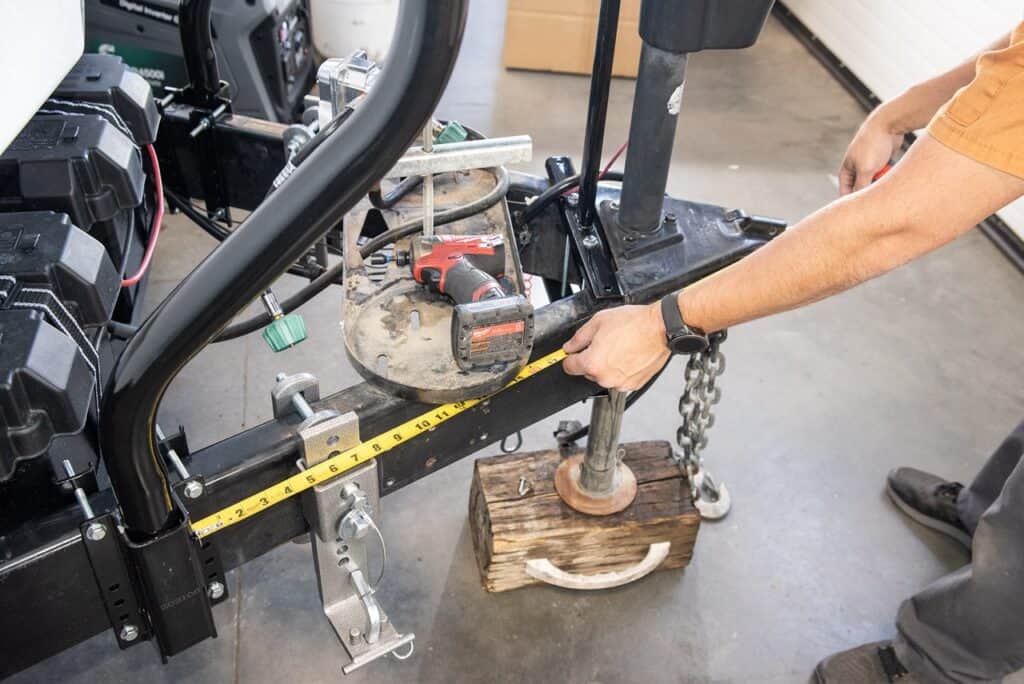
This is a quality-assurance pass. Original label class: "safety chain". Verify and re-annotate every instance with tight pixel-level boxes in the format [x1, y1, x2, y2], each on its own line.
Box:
[673, 330, 732, 519]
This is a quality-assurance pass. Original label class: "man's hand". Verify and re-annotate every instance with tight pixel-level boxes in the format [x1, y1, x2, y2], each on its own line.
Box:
[839, 110, 905, 195]
[563, 303, 672, 392]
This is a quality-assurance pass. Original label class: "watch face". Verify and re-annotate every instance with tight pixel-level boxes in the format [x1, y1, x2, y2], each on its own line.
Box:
[669, 333, 708, 355]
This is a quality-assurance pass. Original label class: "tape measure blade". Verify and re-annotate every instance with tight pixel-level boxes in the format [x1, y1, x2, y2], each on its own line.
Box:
[191, 349, 568, 538]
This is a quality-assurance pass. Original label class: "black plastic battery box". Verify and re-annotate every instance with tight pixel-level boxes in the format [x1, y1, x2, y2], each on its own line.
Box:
[0, 211, 120, 326]
[53, 54, 161, 145]
[0, 309, 95, 481]
[0, 114, 145, 271]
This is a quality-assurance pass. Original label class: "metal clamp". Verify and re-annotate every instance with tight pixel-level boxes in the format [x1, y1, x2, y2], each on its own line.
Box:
[271, 371, 340, 432]
[386, 135, 533, 179]
[317, 50, 381, 128]
[271, 372, 321, 419]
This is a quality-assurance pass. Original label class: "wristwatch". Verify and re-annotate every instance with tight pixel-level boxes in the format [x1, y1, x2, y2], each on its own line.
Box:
[660, 292, 708, 355]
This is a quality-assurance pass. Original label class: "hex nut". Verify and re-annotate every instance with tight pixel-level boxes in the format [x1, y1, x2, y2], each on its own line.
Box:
[183, 480, 204, 499]
[85, 523, 107, 542]
[207, 581, 226, 600]
[119, 624, 140, 642]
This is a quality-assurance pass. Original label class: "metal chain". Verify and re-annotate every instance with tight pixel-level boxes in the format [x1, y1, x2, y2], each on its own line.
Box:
[673, 330, 731, 519]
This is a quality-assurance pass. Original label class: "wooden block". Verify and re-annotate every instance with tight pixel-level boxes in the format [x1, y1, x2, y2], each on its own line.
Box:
[469, 441, 700, 593]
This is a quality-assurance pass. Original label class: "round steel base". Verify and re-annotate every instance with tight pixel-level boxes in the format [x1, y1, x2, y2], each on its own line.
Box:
[554, 454, 638, 516]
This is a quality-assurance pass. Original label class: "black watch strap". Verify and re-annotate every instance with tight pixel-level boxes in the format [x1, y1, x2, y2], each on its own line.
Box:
[660, 292, 708, 355]
[661, 292, 686, 335]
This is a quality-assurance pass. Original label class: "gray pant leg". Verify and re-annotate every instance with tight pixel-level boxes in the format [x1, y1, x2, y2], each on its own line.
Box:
[958, 421, 1024, 532]
[894, 421, 1024, 683]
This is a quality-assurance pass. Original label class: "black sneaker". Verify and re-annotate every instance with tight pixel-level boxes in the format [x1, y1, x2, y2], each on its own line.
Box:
[812, 641, 919, 683]
[886, 467, 971, 549]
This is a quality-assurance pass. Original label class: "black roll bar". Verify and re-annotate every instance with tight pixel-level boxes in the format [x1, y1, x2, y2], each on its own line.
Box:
[100, 0, 470, 537]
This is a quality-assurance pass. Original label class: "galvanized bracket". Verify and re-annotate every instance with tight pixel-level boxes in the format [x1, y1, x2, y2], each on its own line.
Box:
[318, 50, 381, 127]
[297, 411, 415, 674]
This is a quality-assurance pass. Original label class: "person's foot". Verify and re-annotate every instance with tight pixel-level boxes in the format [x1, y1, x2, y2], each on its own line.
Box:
[886, 467, 971, 549]
[812, 641, 920, 683]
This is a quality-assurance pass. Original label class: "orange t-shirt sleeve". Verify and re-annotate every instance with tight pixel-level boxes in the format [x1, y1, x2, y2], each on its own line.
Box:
[928, 22, 1024, 180]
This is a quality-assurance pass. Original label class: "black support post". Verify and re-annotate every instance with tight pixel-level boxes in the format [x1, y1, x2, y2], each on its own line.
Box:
[618, 42, 688, 233]
[578, 0, 622, 228]
[178, 0, 221, 104]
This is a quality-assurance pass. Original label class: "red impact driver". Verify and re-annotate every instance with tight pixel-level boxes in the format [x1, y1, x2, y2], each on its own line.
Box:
[396, 235, 534, 371]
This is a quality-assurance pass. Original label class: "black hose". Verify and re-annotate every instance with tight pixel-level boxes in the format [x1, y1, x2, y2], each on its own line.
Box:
[165, 188, 229, 240]
[107, 320, 140, 340]
[213, 165, 510, 341]
[369, 175, 423, 210]
[166, 188, 323, 280]
[514, 171, 623, 229]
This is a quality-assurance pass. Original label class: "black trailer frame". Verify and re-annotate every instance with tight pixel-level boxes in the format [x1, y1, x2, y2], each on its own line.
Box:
[0, 0, 781, 676]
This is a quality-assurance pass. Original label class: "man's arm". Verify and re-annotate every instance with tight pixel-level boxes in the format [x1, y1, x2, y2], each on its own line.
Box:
[840, 33, 1010, 194]
[563, 135, 1024, 390]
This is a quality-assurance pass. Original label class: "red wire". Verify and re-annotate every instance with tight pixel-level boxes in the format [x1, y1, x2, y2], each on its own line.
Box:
[561, 141, 628, 197]
[121, 144, 165, 287]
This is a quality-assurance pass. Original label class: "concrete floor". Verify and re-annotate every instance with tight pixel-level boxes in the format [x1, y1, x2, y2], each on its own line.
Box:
[13, 3, 1024, 683]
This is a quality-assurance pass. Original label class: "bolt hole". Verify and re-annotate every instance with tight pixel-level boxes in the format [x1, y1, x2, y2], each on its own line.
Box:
[338, 557, 350, 566]
[208, 572, 217, 580]
[327, 450, 341, 459]
[114, 598, 125, 607]
[119, 613, 129, 621]
[326, 434, 340, 446]
[205, 557, 215, 565]
[108, 583, 120, 592]
[341, 544, 349, 552]
[376, 354, 389, 376]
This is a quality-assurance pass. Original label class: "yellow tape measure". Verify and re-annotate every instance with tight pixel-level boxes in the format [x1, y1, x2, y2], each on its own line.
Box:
[190, 348, 569, 539]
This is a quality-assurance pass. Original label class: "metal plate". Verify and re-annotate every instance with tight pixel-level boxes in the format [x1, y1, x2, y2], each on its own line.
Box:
[343, 168, 530, 403]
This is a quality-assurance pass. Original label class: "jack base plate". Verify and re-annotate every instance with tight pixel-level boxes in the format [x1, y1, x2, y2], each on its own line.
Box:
[553, 454, 638, 516]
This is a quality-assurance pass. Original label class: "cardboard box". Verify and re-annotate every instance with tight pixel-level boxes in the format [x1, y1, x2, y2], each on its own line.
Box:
[503, 0, 643, 78]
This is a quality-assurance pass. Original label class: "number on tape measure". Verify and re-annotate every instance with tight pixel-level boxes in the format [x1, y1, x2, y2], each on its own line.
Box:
[190, 349, 568, 538]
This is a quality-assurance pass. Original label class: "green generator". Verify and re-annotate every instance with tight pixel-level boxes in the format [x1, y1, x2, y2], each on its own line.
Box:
[84, 0, 315, 122]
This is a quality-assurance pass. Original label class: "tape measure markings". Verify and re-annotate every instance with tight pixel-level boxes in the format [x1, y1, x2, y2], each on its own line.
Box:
[190, 348, 568, 538]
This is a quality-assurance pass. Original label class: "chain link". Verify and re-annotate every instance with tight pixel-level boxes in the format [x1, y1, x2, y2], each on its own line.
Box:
[673, 330, 731, 518]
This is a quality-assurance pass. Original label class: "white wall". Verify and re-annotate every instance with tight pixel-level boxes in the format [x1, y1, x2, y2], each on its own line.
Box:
[784, 0, 1024, 239]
